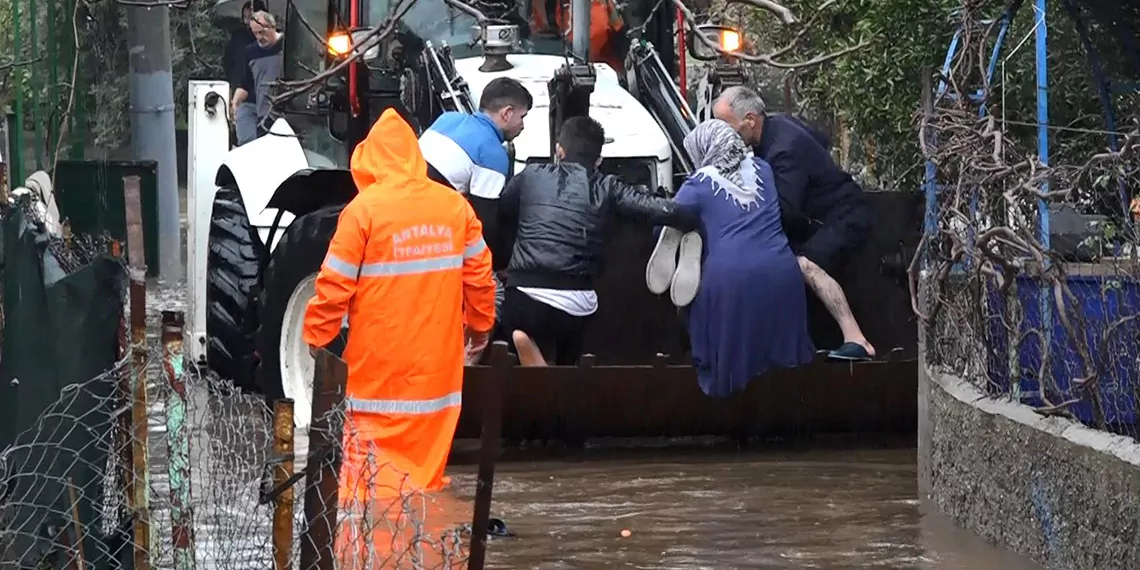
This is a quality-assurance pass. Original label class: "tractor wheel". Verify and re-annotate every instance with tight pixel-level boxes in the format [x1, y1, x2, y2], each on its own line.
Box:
[205, 186, 263, 391]
[255, 205, 346, 436]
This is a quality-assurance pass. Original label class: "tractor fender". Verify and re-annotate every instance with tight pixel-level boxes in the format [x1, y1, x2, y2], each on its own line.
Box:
[214, 117, 310, 229]
[265, 168, 358, 220]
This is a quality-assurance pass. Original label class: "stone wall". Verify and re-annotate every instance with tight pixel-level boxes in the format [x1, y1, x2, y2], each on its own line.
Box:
[918, 350, 1140, 570]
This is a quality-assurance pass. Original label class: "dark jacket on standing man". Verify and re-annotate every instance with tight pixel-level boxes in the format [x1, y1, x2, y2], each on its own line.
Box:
[498, 161, 698, 291]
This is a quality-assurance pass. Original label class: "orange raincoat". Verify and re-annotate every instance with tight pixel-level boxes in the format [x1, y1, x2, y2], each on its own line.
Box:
[301, 109, 495, 562]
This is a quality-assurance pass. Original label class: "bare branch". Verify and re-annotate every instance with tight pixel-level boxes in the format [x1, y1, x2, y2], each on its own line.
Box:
[673, 0, 869, 69]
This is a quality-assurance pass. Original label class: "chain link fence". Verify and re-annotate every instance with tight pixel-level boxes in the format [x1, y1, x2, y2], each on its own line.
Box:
[917, 12, 1140, 443]
[0, 194, 472, 570]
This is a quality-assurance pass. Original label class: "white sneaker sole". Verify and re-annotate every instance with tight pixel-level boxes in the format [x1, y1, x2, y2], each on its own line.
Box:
[670, 232, 702, 307]
[646, 226, 683, 294]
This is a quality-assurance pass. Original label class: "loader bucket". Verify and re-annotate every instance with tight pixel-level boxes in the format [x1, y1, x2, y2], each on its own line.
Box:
[456, 190, 924, 443]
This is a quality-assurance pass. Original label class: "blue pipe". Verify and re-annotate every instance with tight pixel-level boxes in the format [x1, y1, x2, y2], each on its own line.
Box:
[1035, 0, 1050, 251]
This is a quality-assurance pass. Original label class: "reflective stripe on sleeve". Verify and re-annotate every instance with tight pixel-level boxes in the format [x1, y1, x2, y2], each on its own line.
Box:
[324, 254, 361, 280]
[346, 391, 462, 415]
[464, 237, 486, 259]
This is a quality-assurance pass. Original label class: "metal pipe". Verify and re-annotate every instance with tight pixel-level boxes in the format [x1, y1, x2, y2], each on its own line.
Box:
[467, 341, 510, 570]
[124, 174, 152, 570]
[12, 0, 24, 185]
[29, 0, 42, 170]
[272, 398, 296, 570]
[571, 0, 590, 62]
[676, 7, 687, 102]
[300, 350, 348, 570]
[163, 310, 195, 570]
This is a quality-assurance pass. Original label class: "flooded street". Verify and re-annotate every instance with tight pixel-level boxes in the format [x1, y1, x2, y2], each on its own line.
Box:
[448, 449, 1043, 570]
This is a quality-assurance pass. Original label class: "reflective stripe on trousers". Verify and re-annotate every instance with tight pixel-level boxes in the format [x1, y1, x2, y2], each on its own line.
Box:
[345, 391, 462, 415]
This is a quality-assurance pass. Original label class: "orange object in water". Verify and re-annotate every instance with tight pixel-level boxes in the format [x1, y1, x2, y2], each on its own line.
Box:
[531, 0, 626, 71]
[302, 107, 495, 496]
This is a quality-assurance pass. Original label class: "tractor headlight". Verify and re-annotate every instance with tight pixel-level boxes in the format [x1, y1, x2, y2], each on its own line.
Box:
[327, 29, 381, 62]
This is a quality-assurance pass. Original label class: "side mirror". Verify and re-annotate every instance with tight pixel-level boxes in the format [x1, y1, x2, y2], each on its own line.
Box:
[326, 79, 351, 142]
[686, 24, 743, 62]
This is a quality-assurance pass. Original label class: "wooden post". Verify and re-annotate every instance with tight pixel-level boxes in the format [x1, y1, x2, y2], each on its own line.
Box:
[162, 311, 194, 570]
[299, 350, 348, 570]
[466, 341, 510, 570]
[273, 398, 296, 570]
[124, 174, 151, 570]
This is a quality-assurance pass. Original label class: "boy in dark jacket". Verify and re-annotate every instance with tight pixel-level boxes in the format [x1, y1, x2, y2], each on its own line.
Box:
[496, 116, 697, 365]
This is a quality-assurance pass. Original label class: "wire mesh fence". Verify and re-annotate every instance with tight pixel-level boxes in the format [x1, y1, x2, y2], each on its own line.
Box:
[0, 192, 473, 570]
[917, 11, 1140, 443]
[0, 338, 472, 570]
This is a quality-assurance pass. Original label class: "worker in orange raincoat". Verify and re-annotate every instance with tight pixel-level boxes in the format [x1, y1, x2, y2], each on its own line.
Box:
[302, 108, 496, 567]
[531, 0, 629, 72]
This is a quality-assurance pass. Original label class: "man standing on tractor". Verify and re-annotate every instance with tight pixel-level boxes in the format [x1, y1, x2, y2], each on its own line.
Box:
[419, 77, 533, 320]
[530, 0, 630, 72]
[713, 86, 876, 361]
[302, 109, 496, 522]
[230, 10, 283, 145]
[223, 2, 262, 104]
[496, 116, 698, 366]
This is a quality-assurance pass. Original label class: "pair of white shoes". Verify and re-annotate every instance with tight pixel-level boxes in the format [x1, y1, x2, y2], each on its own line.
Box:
[645, 227, 702, 307]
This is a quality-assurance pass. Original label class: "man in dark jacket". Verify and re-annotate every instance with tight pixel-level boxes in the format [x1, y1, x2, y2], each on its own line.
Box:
[223, 1, 261, 92]
[496, 116, 697, 365]
[713, 86, 876, 361]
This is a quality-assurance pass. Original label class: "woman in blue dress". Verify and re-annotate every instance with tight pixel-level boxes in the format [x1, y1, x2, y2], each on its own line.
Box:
[650, 119, 815, 398]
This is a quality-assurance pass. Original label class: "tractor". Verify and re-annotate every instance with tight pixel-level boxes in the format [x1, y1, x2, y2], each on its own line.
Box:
[187, 0, 924, 443]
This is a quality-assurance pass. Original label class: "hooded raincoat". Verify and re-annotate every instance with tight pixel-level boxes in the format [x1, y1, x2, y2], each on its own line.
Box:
[302, 109, 496, 502]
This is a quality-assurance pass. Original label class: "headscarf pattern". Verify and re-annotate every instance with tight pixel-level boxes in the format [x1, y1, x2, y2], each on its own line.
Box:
[683, 120, 764, 210]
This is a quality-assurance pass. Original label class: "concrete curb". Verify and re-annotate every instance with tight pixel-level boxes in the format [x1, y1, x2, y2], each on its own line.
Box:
[929, 365, 1140, 468]
[920, 359, 1140, 570]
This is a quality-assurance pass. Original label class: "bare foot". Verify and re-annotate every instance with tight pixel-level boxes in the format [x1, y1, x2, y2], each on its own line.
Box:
[512, 330, 548, 366]
[849, 338, 876, 358]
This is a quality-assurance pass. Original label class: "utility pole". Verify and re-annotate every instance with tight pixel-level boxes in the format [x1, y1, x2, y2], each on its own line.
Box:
[127, 1, 181, 282]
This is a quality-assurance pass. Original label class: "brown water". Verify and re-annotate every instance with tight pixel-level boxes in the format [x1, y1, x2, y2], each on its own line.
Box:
[448, 449, 1044, 570]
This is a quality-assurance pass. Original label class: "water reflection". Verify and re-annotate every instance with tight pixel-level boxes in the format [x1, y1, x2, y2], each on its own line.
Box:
[446, 449, 1043, 570]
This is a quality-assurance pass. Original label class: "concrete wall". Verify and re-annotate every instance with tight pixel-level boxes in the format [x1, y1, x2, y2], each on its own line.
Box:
[918, 347, 1140, 570]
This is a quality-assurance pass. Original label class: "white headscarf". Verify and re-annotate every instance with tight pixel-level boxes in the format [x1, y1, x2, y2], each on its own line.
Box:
[683, 120, 762, 207]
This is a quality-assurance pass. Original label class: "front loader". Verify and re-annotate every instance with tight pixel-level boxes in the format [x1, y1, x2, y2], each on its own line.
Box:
[188, 0, 924, 445]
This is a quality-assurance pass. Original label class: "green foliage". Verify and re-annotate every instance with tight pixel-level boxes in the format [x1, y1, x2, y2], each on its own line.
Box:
[742, 0, 1140, 195]
[2, 0, 227, 154]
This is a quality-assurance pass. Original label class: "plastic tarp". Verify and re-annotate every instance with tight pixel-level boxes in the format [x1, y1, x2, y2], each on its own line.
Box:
[0, 207, 128, 570]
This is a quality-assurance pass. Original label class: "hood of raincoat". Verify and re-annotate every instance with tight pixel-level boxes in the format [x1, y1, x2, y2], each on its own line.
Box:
[350, 109, 428, 193]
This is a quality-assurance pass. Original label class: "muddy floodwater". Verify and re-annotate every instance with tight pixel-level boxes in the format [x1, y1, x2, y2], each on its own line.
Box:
[448, 448, 1044, 570]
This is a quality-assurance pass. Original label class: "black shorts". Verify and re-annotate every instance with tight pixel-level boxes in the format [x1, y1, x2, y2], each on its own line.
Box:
[792, 201, 872, 277]
[494, 287, 592, 366]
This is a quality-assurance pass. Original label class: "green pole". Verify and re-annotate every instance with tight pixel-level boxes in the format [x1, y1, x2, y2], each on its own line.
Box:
[11, 0, 25, 184]
[46, 0, 58, 164]
[29, 0, 43, 171]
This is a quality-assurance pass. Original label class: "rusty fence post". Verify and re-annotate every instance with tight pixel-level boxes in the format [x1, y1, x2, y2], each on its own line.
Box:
[467, 341, 510, 570]
[300, 350, 348, 570]
[124, 174, 151, 570]
[273, 398, 296, 570]
[162, 311, 195, 570]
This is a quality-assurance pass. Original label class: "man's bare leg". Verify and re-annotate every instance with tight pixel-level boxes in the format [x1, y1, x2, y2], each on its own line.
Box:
[512, 330, 548, 366]
[797, 256, 876, 356]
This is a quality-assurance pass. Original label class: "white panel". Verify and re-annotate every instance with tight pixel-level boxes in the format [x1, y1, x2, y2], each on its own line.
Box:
[187, 80, 232, 364]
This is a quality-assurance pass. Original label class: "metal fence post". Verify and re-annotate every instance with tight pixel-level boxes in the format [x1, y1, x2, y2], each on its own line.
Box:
[124, 174, 151, 570]
[162, 310, 194, 570]
[273, 398, 296, 570]
[467, 341, 510, 570]
[300, 350, 347, 570]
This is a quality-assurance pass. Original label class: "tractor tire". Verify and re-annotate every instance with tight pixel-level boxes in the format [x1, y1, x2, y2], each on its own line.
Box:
[205, 186, 263, 391]
[256, 205, 346, 431]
